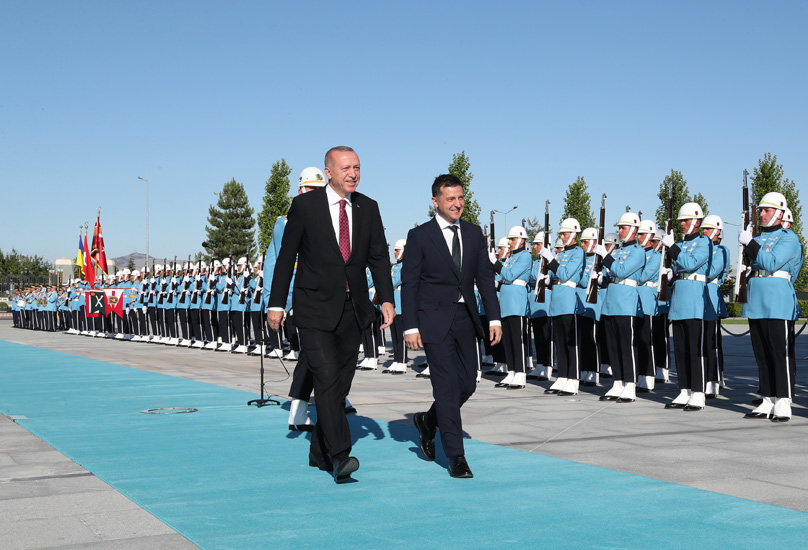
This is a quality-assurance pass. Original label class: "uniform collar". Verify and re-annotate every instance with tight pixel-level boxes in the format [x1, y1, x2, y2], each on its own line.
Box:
[762, 224, 782, 233]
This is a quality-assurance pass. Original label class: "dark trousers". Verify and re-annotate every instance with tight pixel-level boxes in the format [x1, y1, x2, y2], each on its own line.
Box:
[360, 322, 378, 358]
[230, 311, 245, 345]
[148, 307, 158, 336]
[603, 315, 641, 383]
[502, 315, 529, 373]
[300, 298, 361, 460]
[250, 311, 265, 345]
[750, 318, 796, 399]
[128, 310, 139, 335]
[635, 315, 654, 377]
[217, 311, 230, 343]
[651, 314, 669, 372]
[201, 309, 215, 342]
[530, 316, 553, 367]
[703, 320, 720, 384]
[577, 315, 599, 373]
[190, 309, 203, 341]
[552, 314, 579, 379]
[391, 316, 407, 363]
[289, 352, 314, 402]
[672, 319, 704, 392]
[286, 314, 300, 351]
[178, 309, 190, 339]
[164, 309, 177, 338]
[423, 304, 478, 458]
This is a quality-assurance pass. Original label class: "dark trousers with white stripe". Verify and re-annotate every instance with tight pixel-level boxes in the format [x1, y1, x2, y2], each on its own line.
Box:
[702, 320, 720, 384]
[577, 315, 599, 373]
[501, 315, 529, 373]
[217, 311, 230, 343]
[635, 315, 654, 378]
[672, 319, 704, 392]
[391, 316, 407, 363]
[553, 314, 579, 380]
[530, 316, 553, 367]
[201, 309, 215, 342]
[603, 315, 640, 383]
[651, 313, 669, 372]
[750, 318, 796, 399]
[229, 311, 245, 346]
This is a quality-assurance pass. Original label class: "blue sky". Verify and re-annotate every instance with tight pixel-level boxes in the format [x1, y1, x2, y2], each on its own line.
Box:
[2, 0, 806, 268]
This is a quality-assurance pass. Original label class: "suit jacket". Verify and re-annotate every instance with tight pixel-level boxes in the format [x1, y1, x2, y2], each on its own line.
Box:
[268, 186, 394, 332]
[401, 217, 501, 343]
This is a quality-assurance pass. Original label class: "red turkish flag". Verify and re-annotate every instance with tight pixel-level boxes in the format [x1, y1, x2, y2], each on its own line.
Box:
[104, 289, 125, 318]
[91, 216, 108, 276]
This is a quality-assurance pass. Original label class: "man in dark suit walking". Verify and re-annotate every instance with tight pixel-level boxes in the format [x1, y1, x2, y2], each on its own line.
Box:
[267, 146, 395, 483]
[402, 174, 502, 478]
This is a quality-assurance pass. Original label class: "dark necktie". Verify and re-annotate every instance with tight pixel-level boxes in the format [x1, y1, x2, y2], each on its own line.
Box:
[449, 225, 461, 275]
[339, 200, 350, 262]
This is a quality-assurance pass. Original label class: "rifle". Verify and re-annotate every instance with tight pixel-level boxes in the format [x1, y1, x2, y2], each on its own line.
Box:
[254, 249, 266, 305]
[167, 255, 177, 304]
[489, 210, 496, 251]
[735, 169, 751, 303]
[221, 257, 231, 305]
[657, 181, 674, 301]
[205, 259, 216, 305]
[238, 259, 248, 305]
[535, 200, 550, 303]
[586, 194, 606, 304]
[158, 258, 167, 305]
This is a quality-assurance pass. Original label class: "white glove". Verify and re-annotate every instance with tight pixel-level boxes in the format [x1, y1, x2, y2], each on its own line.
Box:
[150, 277, 156, 284]
[661, 231, 675, 248]
[488, 249, 498, 264]
[738, 224, 753, 246]
[593, 244, 608, 258]
[597, 272, 604, 285]
[591, 268, 599, 279]
[665, 268, 674, 281]
[543, 274, 552, 285]
[226, 276, 233, 285]
[539, 247, 554, 262]
[744, 265, 753, 277]
[183, 275, 190, 283]
[142, 306, 148, 314]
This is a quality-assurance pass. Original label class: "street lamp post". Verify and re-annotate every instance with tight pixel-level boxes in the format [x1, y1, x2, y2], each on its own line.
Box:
[493, 206, 519, 234]
[137, 177, 149, 273]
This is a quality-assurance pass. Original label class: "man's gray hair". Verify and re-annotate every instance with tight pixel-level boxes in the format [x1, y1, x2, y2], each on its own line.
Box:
[324, 146, 356, 168]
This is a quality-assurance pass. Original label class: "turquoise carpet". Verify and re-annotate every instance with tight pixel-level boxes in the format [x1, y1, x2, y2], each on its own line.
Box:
[2, 339, 807, 549]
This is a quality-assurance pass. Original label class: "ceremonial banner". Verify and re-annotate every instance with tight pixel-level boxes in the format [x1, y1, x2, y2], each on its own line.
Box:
[76, 233, 84, 278]
[83, 232, 95, 287]
[91, 216, 108, 276]
[85, 290, 105, 317]
[103, 289, 124, 318]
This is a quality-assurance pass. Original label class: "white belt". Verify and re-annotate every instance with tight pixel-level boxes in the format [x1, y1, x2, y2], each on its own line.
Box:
[643, 281, 658, 288]
[677, 273, 706, 282]
[558, 281, 577, 288]
[708, 278, 719, 285]
[508, 279, 527, 287]
[613, 278, 638, 287]
[394, 286, 401, 291]
[756, 270, 791, 281]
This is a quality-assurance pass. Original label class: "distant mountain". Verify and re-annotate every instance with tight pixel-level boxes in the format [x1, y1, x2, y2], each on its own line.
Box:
[109, 252, 148, 270]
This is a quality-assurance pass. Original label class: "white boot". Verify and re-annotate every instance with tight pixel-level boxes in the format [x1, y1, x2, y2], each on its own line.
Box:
[617, 382, 636, 402]
[393, 362, 408, 374]
[745, 396, 773, 419]
[600, 380, 624, 401]
[507, 372, 527, 389]
[485, 362, 508, 375]
[416, 365, 430, 378]
[266, 348, 284, 359]
[234, 345, 249, 354]
[637, 375, 655, 391]
[357, 357, 368, 369]
[360, 357, 378, 370]
[705, 381, 719, 397]
[600, 364, 613, 377]
[288, 399, 313, 431]
[496, 371, 516, 388]
[546, 376, 567, 393]
[772, 398, 792, 422]
[559, 378, 579, 395]
[666, 389, 691, 409]
[655, 367, 670, 383]
[283, 349, 298, 361]
[685, 391, 706, 411]
[377, 345, 387, 356]
[476, 369, 482, 383]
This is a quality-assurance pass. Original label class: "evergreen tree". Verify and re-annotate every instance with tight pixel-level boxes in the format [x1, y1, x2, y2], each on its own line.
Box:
[127, 257, 136, 271]
[205, 179, 256, 261]
[751, 153, 806, 289]
[655, 170, 691, 241]
[427, 151, 481, 225]
[560, 176, 595, 230]
[692, 192, 709, 216]
[257, 159, 293, 252]
[0, 248, 50, 276]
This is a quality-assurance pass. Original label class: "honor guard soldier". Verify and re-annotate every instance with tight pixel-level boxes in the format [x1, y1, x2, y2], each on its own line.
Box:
[176, 263, 194, 347]
[230, 257, 252, 353]
[201, 262, 218, 349]
[189, 262, 206, 348]
[702, 215, 729, 397]
[147, 265, 161, 341]
[527, 232, 553, 381]
[248, 257, 267, 354]
[578, 227, 602, 387]
[384, 239, 408, 374]
[489, 226, 532, 389]
[358, 267, 381, 370]
[215, 258, 234, 351]
[598, 232, 619, 379]
[483, 237, 512, 376]
[595, 212, 645, 402]
[543, 218, 585, 396]
[660, 202, 713, 411]
[635, 220, 661, 392]
[740, 192, 803, 421]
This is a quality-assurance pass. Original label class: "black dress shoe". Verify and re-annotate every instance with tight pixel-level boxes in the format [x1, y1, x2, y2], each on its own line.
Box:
[705, 394, 717, 399]
[495, 380, 511, 388]
[744, 412, 771, 419]
[771, 416, 791, 423]
[558, 390, 577, 396]
[683, 405, 703, 411]
[544, 389, 560, 394]
[582, 381, 597, 387]
[345, 406, 357, 415]
[752, 398, 764, 406]
[654, 378, 668, 384]
[413, 412, 436, 461]
[308, 452, 333, 472]
[616, 397, 636, 403]
[636, 387, 650, 393]
[507, 384, 526, 390]
[332, 455, 360, 484]
[600, 373, 613, 379]
[289, 423, 314, 432]
[448, 455, 473, 478]
[665, 403, 686, 409]
[599, 395, 618, 401]
[416, 372, 431, 378]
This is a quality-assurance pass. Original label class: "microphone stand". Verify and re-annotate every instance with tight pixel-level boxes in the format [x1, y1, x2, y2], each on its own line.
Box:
[248, 246, 281, 408]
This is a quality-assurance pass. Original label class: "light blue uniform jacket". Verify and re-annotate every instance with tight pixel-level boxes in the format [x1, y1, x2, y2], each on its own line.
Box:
[668, 234, 712, 321]
[601, 241, 644, 317]
[741, 226, 802, 321]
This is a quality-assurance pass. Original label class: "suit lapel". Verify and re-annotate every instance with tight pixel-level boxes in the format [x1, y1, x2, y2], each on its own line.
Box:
[348, 192, 362, 262]
[427, 217, 460, 279]
[459, 221, 475, 280]
[315, 187, 343, 260]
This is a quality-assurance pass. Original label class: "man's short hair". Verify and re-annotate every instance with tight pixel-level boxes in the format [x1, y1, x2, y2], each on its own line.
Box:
[432, 174, 463, 198]
[324, 146, 356, 168]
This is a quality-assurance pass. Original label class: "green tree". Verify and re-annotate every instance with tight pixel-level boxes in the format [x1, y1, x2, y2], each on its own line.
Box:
[427, 151, 481, 225]
[127, 257, 136, 271]
[0, 249, 50, 276]
[751, 153, 806, 289]
[560, 176, 596, 230]
[257, 159, 293, 252]
[655, 170, 692, 241]
[692, 192, 709, 217]
[205, 179, 256, 261]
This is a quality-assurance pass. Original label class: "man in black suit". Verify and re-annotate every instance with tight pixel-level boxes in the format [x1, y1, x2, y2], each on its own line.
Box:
[402, 174, 502, 478]
[267, 146, 395, 483]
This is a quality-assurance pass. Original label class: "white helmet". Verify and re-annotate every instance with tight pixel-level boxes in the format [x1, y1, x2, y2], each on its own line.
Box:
[637, 219, 657, 234]
[200, 261, 208, 270]
[559, 218, 581, 233]
[394, 239, 406, 250]
[507, 226, 527, 240]
[783, 208, 793, 224]
[237, 257, 248, 266]
[581, 227, 598, 241]
[616, 212, 640, 228]
[154, 264, 163, 272]
[115, 270, 122, 278]
[299, 167, 327, 188]
[701, 214, 723, 233]
[554, 238, 565, 248]
[758, 191, 787, 211]
[213, 260, 222, 270]
[532, 231, 545, 244]
[131, 270, 141, 278]
[604, 233, 619, 246]
[677, 202, 704, 220]
[497, 237, 509, 248]
[653, 229, 665, 241]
